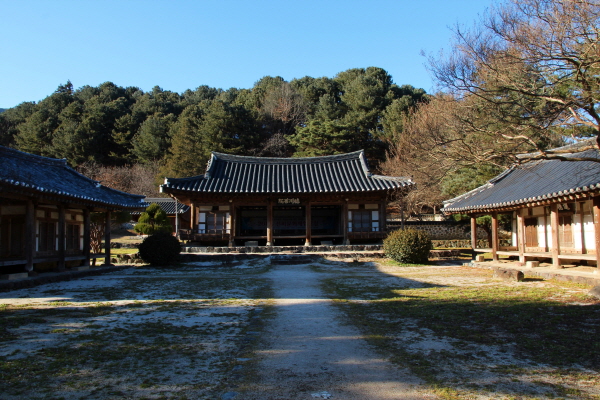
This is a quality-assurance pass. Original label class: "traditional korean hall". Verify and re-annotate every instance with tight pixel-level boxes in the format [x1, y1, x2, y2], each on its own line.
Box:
[161, 151, 413, 246]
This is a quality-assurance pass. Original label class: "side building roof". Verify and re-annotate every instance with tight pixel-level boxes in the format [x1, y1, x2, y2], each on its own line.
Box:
[131, 198, 190, 215]
[0, 146, 147, 210]
[161, 150, 413, 194]
[443, 147, 600, 213]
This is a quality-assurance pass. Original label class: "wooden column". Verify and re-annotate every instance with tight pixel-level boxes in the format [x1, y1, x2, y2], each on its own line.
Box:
[305, 202, 312, 246]
[103, 210, 112, 266]
[342, 200, 349, 245]
[190, 203, 197, 232]
[57, 204, 66, 271]
[470, 215, 477, 258]
[543, 207, 549, 252]
[550, 203, 560, 268]
[83, 208, 91, 267]
[379, 202, 387, 233]
[25, 199, 35, 273]
[517, 209, 525, 263]
[579, 202, 586, 254]
[491, 212, 499, 261]
[266, 200, 273, 246]
[593, 197, 600, 268]
[228, 201, 235, 247]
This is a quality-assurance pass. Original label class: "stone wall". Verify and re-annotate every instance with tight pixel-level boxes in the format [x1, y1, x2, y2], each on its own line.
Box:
[388, 221, 484, 240]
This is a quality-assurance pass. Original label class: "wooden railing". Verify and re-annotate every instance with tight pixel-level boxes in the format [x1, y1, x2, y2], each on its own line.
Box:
[179, 229, 231, 241]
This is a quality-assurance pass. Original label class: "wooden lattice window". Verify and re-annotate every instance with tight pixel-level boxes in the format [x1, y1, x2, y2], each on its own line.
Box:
[0, 216, 25, 258]
[206, 212, 227, 233]
[352, 210, 372, 232]
[38, 221, 56, 253]
[66, 223, 81, 252]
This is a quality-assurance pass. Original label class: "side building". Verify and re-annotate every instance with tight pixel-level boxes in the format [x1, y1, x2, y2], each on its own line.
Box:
[161, 151, 413, 246]
[0, 146, 147, 276]
[443, 141, 600, 269]
[131, 197, 191, 234]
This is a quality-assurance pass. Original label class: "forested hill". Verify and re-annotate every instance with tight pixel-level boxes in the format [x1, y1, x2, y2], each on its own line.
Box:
[0, 67, 427, 178]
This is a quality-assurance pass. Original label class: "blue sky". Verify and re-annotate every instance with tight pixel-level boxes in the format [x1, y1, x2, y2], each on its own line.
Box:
[0, 0, 495, 108]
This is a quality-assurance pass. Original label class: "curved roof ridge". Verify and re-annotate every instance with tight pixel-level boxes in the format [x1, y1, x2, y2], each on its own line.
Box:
[211, 150, 366, 165]
[0, 145, 68, 167]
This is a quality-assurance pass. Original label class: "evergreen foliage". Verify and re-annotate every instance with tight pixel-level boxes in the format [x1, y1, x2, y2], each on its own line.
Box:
[383, 228, 432, 264]
[134, 203, 172, 235]
[138, 232, 181, 266]
[0, 68, 427, 175]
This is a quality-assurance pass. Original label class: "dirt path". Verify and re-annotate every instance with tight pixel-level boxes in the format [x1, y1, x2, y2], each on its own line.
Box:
[241, 262, 430, 400]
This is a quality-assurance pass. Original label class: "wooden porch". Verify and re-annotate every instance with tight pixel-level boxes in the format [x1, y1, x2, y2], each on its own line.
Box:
[470, 197, 600, 268]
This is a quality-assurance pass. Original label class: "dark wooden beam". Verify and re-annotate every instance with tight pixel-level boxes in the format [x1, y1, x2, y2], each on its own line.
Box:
[550, 203, 560, 268]
[491, 212, 499, 261]
[57, 204, 66, 271]
[103, 210, 112, 266]
[25, 199, 35, 273]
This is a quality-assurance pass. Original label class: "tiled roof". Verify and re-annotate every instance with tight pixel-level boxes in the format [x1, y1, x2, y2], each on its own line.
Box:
[0, 146, 147, 209]
[161, 151, 413, 194]
[443, 148, 600, 213]
[131, 198, 190, 215]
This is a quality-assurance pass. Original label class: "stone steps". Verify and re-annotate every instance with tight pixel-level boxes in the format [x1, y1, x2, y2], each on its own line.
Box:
[269, 254, 317, 265]
[181, 244, 383, 254]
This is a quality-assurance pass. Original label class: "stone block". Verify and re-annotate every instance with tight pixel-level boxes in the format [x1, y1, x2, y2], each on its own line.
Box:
[0, 273, 28, 280]
[475, 255, 486, 262]
[525, 261, 540, 268]
[589, 285, 600, 299]
[493, 268, 524, 282]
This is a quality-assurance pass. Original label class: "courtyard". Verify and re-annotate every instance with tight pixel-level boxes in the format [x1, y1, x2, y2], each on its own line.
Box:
[0, 258, 599, 400]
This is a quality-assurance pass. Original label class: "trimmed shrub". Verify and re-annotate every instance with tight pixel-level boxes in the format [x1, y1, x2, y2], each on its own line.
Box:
[134, 203, 172, 235]
[384, 228, 432, 264]
[138, 232, 181, 266]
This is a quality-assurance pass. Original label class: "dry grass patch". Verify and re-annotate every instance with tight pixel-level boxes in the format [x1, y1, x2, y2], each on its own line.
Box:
[0, 262, 273, 400]
[320, 261, 600, 400]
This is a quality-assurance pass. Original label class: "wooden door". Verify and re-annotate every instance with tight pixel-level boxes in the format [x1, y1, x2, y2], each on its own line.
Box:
[559, 215, 573, 248]
[524, 218, 538, 247]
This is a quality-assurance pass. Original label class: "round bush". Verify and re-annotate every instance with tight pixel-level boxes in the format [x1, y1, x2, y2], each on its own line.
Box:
[383, 228, 432, 264]
[138, 232, 181, 266]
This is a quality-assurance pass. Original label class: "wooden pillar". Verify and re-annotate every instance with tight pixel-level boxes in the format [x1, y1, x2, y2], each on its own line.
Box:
[266, 200, 273, 246]
[470, 215, 477, 258]
[491, 212, 499, 261]
[25, 199, 35, 273]
[103, 210, 112, 266]
[593, 197, 600, 268]
[343, 200, 349, 245]
[379, 202, 387, 233]
[83, 208, 91, 267]
[579, 201, 586, 254]
[174, 200, 180, 238]
[305, 203, 312, 246]
[550, 203, 560, 268]
[543, 207, 549, 252]
[190, 203, 197, 232]
[228, 201, 235, 247]
[517, 209, 526, 263]
[57, 204, 66, 271]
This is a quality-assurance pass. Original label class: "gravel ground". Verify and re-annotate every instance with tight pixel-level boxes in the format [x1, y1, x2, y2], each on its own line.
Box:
[1, 257, 598, 400]
[239, 262, 433, 400]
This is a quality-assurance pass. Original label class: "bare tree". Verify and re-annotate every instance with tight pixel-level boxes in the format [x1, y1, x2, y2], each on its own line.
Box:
[261, 82, 308, 136]
[428, 0, 600, 161]
[78, 161, 163, 197]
